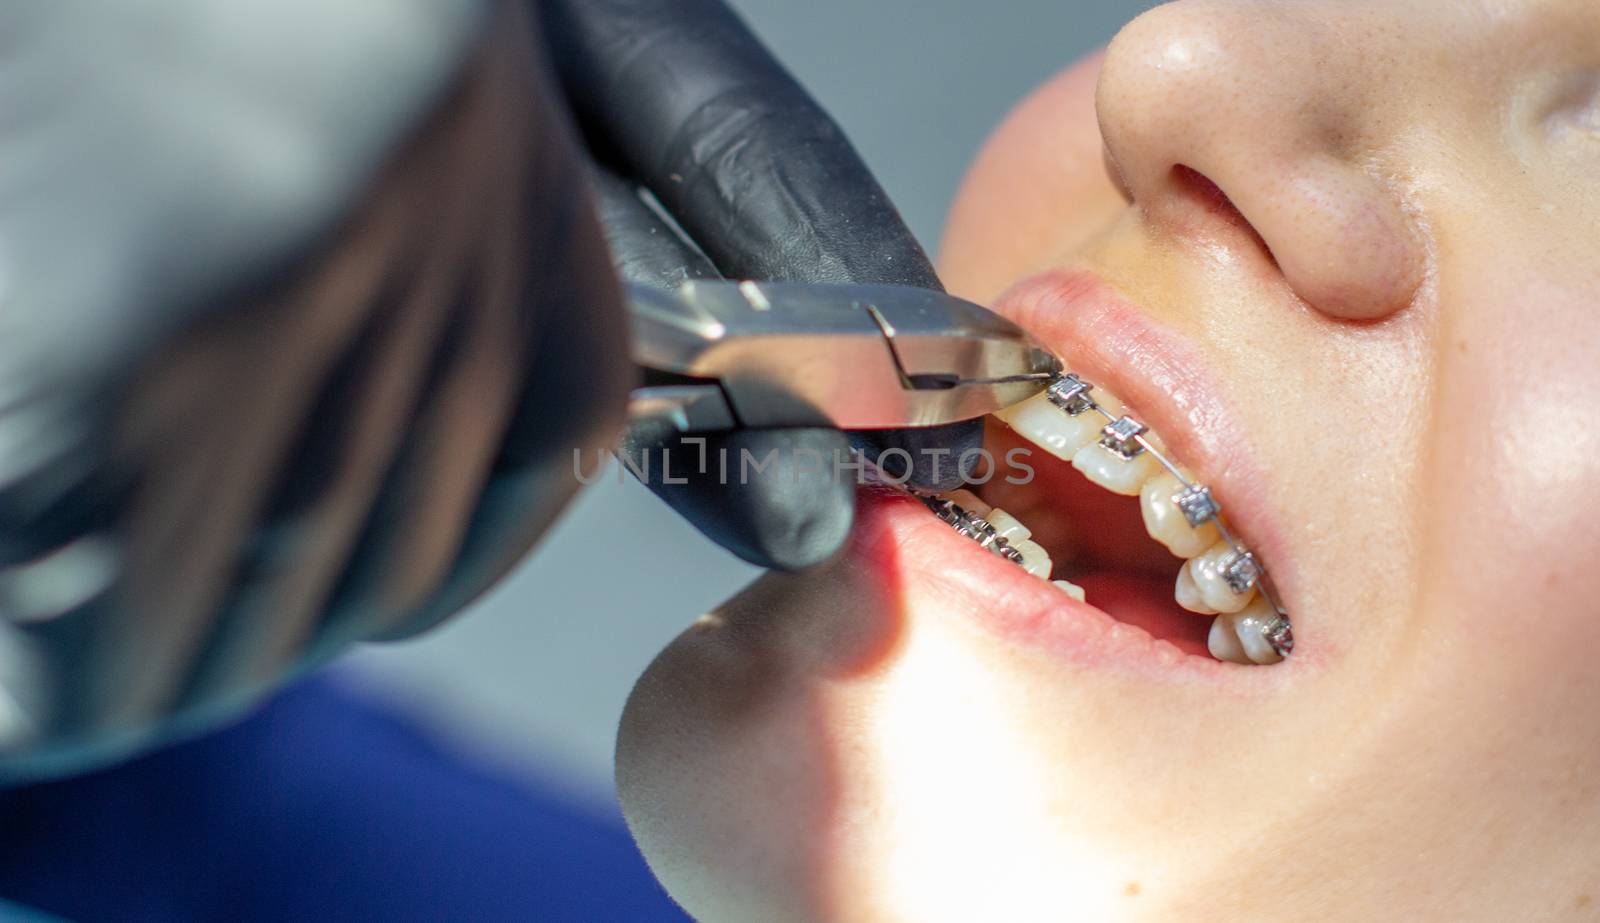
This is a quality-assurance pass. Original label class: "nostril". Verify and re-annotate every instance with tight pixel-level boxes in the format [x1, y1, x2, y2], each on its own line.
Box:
[1168, 165, 1275, 265]
[1171, 166, 1239, 222]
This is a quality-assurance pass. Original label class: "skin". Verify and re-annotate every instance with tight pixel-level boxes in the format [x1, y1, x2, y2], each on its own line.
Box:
[617, 1, 1600, 919]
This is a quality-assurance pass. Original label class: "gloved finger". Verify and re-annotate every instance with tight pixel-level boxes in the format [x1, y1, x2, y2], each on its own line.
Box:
[589, 165, 718, 288]
[590, 167, 853, 567]
[540, 0, 981, 489]
[847, 426, 984, 493]
[618, 423, 855, 573]
[539, 0, 939, 288]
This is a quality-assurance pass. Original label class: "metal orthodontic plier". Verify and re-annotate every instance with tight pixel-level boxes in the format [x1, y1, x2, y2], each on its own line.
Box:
[627, 280, 1063, 436]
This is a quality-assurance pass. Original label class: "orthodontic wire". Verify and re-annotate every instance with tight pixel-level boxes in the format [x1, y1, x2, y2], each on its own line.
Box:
[1057, 374, 1293, 655]
[922, 372, 1294, 659]
[1081, 393, 1292, 629]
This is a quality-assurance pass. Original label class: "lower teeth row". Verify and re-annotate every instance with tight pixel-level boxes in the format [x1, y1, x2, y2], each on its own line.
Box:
[921, 495, 1029, 567]
[922, 372, 1294, 664]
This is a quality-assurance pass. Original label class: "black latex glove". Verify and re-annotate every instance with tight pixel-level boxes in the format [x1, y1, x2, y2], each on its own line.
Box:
[540, 0, 986, 571]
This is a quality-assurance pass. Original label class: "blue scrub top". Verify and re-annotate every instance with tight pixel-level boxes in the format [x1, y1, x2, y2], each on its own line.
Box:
[0, 678, 689, 922]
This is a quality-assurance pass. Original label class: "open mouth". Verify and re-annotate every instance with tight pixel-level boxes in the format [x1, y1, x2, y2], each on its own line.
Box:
[906, 270, 1294, 667]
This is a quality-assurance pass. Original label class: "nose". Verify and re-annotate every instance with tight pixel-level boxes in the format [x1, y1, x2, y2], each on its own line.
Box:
[1095, 1, 1424, 322]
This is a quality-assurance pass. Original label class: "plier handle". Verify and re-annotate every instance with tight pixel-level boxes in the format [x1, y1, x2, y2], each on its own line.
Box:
[627, 280, 1061, 435]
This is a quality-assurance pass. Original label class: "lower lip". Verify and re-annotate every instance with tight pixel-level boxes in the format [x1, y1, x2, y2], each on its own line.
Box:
[853, 489, 1291, 689]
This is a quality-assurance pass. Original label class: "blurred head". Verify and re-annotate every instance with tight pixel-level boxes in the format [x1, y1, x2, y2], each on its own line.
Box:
[618, 1, 1600, 919]
[0, 0, 629, 777]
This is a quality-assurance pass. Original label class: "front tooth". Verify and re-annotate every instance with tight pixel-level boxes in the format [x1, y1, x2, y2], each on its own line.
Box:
[995, 392, 1106, 461]
[1052, 579, 1086, 602]
[1181, 541, 1258, 613]
[1207, 615, 1252, 664]
[985, 507, 1032, 543]
[1140, 472, 1220, 557]
[1227, 598, 1285, 664]
[1011, 539, 1053, 578]
[1071, 442, 1158, 496]
[1089, 391, 1125, 419]
[942, 488, 991, 516]
[1175, 565, 1218, 614]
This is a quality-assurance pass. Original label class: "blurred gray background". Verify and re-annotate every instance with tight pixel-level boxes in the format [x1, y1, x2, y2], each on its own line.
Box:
[346, 0, 1153, 810]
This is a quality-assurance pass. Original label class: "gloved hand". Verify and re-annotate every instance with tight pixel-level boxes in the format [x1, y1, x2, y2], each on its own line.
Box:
[540, 0, 986, 572]
[0, 0, 631, 773]
[0, 0, 982, 774]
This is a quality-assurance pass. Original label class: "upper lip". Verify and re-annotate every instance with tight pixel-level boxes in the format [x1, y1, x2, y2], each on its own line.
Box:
[989, 266, 1299, 625]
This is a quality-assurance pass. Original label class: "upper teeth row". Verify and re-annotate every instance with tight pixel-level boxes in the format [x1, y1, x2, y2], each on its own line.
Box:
[965, 372, 1293, 663]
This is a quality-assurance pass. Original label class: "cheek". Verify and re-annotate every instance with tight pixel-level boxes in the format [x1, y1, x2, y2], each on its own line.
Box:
[940, 51, 1126, 304]
[1412, 273, 1600, 812]
[1424, 274, 1600, 677]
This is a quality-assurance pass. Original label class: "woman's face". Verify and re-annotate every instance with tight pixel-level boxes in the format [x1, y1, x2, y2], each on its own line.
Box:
[618, 1, 1600, 919]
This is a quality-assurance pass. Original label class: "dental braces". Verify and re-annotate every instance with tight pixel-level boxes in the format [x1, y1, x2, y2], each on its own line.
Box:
[920, 494, 1029, 567]
[923, 372, 1294, 659]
